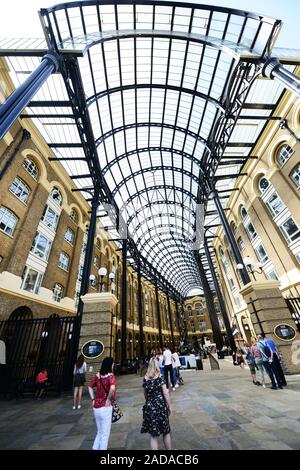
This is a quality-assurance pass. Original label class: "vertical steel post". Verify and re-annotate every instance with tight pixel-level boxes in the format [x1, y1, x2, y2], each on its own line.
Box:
[121, 239, 128, 365]
[196, 254, 224, 351]
[77, 191, 99, 318]
[204, 240, 237, 353]
[212, 190, 251, 285]
[155, 279, 163, 348]
[137, 258, 145, 359]
[167, 294, 175, 350]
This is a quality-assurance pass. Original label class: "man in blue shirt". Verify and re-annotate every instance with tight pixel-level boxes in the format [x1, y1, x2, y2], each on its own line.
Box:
[257, 335, 283, 390]
[265, 336, 287, 386]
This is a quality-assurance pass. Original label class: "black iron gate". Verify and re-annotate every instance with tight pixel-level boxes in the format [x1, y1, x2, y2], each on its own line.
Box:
[0, 315, 80, 396]
[285, 297, 300, 332]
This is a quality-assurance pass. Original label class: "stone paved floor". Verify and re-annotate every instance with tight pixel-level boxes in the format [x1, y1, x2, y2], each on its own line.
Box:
[1, 359, 300, 450]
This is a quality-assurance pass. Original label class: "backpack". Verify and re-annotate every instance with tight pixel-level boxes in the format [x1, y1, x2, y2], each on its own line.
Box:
[258, 341, 272, 358]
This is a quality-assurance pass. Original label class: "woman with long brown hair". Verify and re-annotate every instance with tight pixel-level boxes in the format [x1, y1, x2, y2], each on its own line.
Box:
[73, 354, 87, 410]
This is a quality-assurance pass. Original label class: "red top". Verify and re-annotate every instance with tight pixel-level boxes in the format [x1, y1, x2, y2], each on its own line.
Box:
[89, 373, 116, 409]
[36, 371, 48, 383]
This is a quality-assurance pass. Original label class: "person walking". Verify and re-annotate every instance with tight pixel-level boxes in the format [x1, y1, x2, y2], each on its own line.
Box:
[163, 345, 176, 391]
[73, 354, 87, 410]
[35, 369, 48, 399]
[257, 335, 283, 390]
[243, 341, 260, 386]
[88, 357, 116, 451]
[157, 350, 164, 377]
[171, 349, 181, 388]
[141, 358, 172, 450]
[251, 338, 266, 388]
[264, 336, 287, 386]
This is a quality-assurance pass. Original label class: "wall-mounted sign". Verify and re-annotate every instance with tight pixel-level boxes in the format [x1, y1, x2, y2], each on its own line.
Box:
[274, 324, 296, 342]
[81, 340, 104, 359]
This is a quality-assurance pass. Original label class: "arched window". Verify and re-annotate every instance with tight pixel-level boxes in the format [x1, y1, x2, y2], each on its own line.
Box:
[187, 305, 192, 316]
[23, 158, 38, 180]
[94, 255, 100, 268]
[277, 144, 294, 167]
[64, 227, 75, 245]
[0, 206, 18, 236]
[237, 236, 245, 252]
[231, 221, 237, 234]
[258, 177, 270, 193]
[58, 252, 70, 271]
[69, 209, 78, 224]
[290, 164, 300, 189]
[51, 187, 63, 206]
[96, 238, 101, 250]
[240, 207, 248, 220]
[53, 283, 64, 302]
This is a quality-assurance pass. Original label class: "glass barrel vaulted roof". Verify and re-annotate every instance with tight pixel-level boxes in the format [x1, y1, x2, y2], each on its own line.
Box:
[1, 1, 297, 297]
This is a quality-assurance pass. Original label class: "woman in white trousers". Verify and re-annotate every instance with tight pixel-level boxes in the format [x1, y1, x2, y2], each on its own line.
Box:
[88, 357, 116, 451]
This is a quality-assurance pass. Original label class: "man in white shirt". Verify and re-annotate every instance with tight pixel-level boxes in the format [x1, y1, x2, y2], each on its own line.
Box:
[163, 346, 176, 391]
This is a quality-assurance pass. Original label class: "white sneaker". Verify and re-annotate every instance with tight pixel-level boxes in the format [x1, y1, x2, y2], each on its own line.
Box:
[72, 406, 76, 410]
[172, 387, 176, 392]
[175, 384, 179, 389]
[77, 405, 81, 409]
[262, 384, 266, 388]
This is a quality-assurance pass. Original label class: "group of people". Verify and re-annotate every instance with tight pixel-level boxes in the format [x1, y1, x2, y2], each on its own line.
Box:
[71, 345, 178, 451]
[150, 346, 183, 391]
[237, 335, 287, 390]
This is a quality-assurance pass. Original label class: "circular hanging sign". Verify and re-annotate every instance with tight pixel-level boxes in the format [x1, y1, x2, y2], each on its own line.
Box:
[81, 340, 104, 359]
[273, 324, 296, 342]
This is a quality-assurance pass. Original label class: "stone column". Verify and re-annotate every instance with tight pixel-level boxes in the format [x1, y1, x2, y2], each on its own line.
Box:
[240, 280, 300, 374]
[80, 292, 118, 383]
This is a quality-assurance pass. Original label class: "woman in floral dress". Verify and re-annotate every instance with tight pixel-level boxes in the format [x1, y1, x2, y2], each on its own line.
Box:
[141, 358, 172, 450]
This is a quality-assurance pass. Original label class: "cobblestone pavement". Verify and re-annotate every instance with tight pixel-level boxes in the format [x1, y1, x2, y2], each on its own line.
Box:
[1, 359, 300, 450]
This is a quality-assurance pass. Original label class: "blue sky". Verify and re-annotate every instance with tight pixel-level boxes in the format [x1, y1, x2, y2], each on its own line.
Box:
[0, 0, 299, 48]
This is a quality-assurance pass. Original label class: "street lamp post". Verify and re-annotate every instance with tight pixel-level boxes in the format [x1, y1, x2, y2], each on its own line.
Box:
[89, 267, 115, 293]
[237, 256, 263, 281]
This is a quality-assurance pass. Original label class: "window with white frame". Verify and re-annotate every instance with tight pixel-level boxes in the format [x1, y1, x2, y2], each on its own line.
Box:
[280, 217, 300, 243]
[9, 177, 30, 204]
[0, 206, 18, 236]
[266, 270, 279, 280]
[93, 255, 100, 268]
[265, 193, 285, 217]
[23, 158, 38, 180]
[237, 236, 245, 251]
[290, 164, 300, 189]
[64, 227, 75, 245]
[41, 205, 59, 231]
[245, 222, 257, 241]
[69, 209, 78, 223]
[53, 283, 64, 302]
[187, 305, 192, 316]
[58, 252, 70, 271]
[240, 207, 248, 220]
[195, 303, 203, 315]
[31, 232, 52, 260]
[277, 144, 294, 167]
[255, 243, 269, 264]
[51, 187, 63, 206]
[21, 267, 43, 294]
[218, 314, 225, 330]
[190, 320, 195, 332]
[199, 320, 207, 332]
